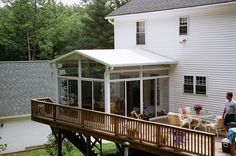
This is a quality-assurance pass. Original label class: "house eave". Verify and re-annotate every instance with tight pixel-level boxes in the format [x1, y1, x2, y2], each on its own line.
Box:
[106, 1, 236, 19]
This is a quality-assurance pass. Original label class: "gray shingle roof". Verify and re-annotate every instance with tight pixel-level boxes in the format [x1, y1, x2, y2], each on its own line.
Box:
[0, 61, 56, 117]
[108, 0, 236, 17]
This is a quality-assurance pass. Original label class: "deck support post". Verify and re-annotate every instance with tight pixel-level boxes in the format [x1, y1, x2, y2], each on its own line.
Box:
[57, 129, 63, 156]
[86, 136, 91, 156]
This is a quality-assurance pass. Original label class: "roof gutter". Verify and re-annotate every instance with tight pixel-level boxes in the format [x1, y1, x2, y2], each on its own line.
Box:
[107, 18, 114, 25]
[0, 114, 31, 121]
[105, 16, 114, 25]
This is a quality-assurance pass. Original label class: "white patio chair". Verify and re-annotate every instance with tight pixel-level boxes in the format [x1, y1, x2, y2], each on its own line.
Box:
[205, 115, 226, 137]
[167, 112, 191, 129]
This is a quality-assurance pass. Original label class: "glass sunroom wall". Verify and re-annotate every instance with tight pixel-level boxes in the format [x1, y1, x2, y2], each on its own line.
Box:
[110, 66, 140, 116]
[159, 78, 169, 114]
[142, 66, 169, 117]
[110, 82, 125, 115]
[58, 60, 78, 106]
[81, 57, 105, 111]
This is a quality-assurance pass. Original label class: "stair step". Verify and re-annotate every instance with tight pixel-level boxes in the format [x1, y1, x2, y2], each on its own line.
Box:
[61, 130, 98, 156]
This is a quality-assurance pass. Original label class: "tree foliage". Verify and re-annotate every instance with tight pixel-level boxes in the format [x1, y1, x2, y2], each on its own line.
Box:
[0, 0, 129, 61]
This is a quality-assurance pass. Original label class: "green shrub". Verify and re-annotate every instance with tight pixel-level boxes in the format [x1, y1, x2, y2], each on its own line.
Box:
[44, 133, 73, 156]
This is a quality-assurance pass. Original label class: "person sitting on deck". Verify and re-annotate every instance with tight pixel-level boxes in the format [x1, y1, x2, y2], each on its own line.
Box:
[222, 92, 236, 132]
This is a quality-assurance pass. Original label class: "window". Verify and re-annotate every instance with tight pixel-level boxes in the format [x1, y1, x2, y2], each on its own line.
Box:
[183, 76, 207, 95]
[81, 57, 105, 79]
[58, 78, 78, 106]
[196, 76, 206, 95]
[136, 21, 145, 45]
[179, 17, 188, 35]
[58, 60, 78, 77]
[184, 76, 194, 93]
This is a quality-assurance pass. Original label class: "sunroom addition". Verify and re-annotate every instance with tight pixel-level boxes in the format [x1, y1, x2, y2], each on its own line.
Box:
[51, 49, 177, 118]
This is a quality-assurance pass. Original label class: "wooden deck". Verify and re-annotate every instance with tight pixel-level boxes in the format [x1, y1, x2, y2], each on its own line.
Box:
[31, 98, 216, 156]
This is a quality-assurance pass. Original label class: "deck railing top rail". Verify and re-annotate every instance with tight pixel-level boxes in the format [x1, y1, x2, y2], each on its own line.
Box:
[31, 98, 215, 156]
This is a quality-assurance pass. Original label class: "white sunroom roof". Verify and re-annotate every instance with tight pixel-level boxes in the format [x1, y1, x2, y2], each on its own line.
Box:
[51, 49, 178, 67]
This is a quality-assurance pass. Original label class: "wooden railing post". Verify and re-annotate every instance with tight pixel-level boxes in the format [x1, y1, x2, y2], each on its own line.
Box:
[81, 110, 85, 128]
[231, 136, 235, 156]
[31, 100, 34, 117]
[114, 117, 119, 136]
[53, 105, 56, 121]
[211, 135, 215, 156]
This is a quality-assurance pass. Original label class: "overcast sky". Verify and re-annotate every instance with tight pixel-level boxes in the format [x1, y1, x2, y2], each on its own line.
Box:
[0, 0, 81, 7]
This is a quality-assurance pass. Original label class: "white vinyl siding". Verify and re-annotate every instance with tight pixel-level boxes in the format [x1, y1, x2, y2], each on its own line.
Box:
[0, 117, 50, 153]
[114, 3, 236, 116]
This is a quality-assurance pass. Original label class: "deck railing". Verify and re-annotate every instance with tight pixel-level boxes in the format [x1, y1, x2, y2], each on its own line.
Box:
[31, 98, 215, 156]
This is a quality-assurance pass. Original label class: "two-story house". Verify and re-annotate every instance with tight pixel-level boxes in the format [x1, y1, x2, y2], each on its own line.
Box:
[51, 0, 236, 118]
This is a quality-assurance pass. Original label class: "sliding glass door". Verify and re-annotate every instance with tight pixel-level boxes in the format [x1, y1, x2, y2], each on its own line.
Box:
[126, 81, 140, 116]
[81, 80, 104, 111]
[110, 82, 125, 115]
[143, 79, 159, 117]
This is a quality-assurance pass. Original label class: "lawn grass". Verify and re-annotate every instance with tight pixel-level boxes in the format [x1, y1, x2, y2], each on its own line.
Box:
[17, 143, 116, 156]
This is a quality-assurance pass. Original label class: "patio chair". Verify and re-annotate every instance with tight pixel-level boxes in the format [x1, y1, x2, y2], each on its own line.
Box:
[205, 115, 226, 137]
[178, 106, 199, 125]
[167, 112, 191, 128]
[178, 107, 191, 119]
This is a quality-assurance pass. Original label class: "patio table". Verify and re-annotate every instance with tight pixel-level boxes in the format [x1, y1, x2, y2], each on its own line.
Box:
[189, 110, 213, 130]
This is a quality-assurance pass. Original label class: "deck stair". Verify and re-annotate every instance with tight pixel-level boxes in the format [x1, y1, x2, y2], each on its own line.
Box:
[51, 127, 100, 156]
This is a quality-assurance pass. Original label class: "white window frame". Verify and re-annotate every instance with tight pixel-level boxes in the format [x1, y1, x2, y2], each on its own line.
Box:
[183, 75, 194, 94]
[183, 75, 207, 95]
[179, 17, 189, 36]
[195, 76, 207, 95]
[136, 21, 146, 45]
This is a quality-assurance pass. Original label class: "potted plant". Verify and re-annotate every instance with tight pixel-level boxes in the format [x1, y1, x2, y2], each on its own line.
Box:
[194, 104, 202, 115]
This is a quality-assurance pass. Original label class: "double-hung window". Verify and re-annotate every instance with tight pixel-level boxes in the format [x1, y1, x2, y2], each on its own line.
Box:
[179, 17, 188, 35]
[184, 76, 207, 95]
[184, 76, 194, 93]
[136, 21, 145, 45]
[196, 76, 206, 94]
